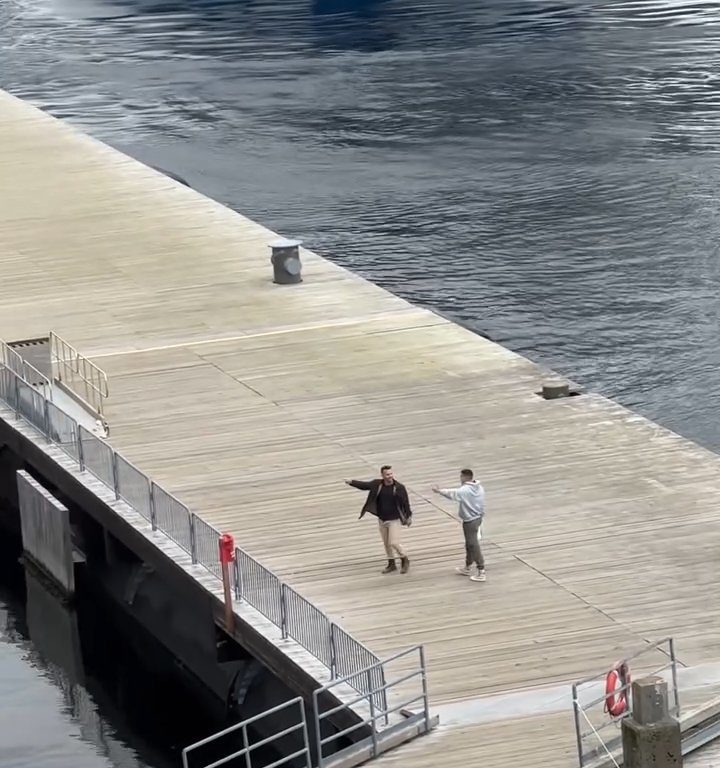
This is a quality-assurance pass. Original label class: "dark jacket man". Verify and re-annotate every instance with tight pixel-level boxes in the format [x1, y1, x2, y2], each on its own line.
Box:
[349, 478, 412, 524]
[344, 465, 412, 574]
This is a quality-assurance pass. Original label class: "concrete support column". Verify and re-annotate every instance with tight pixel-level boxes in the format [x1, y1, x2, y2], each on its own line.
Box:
[622, 676, 682, 768]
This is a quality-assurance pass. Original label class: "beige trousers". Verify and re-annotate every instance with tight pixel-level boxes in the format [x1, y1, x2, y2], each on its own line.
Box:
[379, 519, 406, 558]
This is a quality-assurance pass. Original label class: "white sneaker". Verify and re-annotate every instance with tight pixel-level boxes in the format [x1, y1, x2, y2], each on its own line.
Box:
[470, 569, 486, 582]
[455, 565, 472, 576]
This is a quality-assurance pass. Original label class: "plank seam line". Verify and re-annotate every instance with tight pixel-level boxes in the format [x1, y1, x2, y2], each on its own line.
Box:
[89, 315, 448, 359]
[510, 552, 686, 664]
[195, 354, 276, 403]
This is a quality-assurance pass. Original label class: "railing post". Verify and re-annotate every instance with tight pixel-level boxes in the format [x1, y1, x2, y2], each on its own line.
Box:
[241, 723, 252, 768]
[149, 482, 157, 531]
[572, 682, 584, 767]
[14, 375, 20, 419]
[313, 691, 325, 768]
[280, 583, 288, 639]
[83, 358, 90, 406]
[419, 645, 430, 732]
[668, 637, 680, 718]
[112, 452, 120, 499]
[233, 550, 242, 601]
[367, 669, 379, 757]
[329, 623, 337, 679]
[77, 426, 85, 471]
[298, 700, 312, 768]
[375, 659, 388, 727]
[42, 397, 51, 442]
[190, 514, 197, 564]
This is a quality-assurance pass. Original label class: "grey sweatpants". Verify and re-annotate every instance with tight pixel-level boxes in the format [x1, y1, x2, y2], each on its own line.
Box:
[462, 518, 485, 569]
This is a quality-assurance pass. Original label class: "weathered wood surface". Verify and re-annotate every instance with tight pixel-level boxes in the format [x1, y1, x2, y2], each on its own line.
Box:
[2, 89, 720, 768]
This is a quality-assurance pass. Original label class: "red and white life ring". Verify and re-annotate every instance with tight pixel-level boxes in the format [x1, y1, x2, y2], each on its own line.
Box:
[605, 662, 631, 717]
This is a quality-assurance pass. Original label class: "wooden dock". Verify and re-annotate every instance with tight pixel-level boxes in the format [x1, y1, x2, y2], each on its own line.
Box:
[2, 88, 720, 768]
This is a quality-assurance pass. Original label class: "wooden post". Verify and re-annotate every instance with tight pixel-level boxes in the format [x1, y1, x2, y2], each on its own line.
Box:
[622, 676, 682, 768]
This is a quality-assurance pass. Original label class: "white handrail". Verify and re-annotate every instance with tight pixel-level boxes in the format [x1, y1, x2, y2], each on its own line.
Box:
[50, 331, 108, 414]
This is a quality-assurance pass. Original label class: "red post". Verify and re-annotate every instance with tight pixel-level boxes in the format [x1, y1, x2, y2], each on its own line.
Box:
[219, 533, 235, 634]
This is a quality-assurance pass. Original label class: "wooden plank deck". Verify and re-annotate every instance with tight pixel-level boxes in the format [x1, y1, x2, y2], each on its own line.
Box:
[3, 88, 720, 768]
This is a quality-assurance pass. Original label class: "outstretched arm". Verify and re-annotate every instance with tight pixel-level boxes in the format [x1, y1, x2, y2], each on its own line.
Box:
[345, 479, 373, 491]
[431, 485, 461, 501]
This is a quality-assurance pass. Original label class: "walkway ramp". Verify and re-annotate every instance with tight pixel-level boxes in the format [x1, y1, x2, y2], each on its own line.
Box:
[1, 330, 108, 430]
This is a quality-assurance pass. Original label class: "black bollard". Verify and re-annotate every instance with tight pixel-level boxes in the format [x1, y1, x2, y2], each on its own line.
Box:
[269, 238, 303, 285]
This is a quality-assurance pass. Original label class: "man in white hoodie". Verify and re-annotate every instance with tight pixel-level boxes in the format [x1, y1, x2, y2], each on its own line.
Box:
[432, 469, 486, 582]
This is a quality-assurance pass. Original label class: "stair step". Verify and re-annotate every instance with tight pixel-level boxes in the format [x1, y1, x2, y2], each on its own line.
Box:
[8, 336, 51, 380]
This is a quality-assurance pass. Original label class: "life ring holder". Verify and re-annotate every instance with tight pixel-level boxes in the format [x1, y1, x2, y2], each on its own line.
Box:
[605, 661, 631, 717]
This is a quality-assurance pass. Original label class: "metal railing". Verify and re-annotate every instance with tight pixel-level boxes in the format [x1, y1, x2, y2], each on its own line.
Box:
[47, 400, 79, 461]
[235, 547, 284, 627]
[193, 513, 222, 580]
[79, 425, 115, 488]
[0, 339, 51, 393]
[182, 697, 311, 768]
[187, 647, 432, 768]
[0, 362, 382, 693]
[283, 584, 334, 669]
[50, 331, 108, 416]
[152, 482, 194, 553]
[313, 645, 432, 768]
[115, 454, 152, 522]
[571, 637, 679, 767]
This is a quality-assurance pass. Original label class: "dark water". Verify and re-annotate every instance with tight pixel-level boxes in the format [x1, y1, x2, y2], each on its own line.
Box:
[0, 537, 217, 768]
[3, 0, 720, 763]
